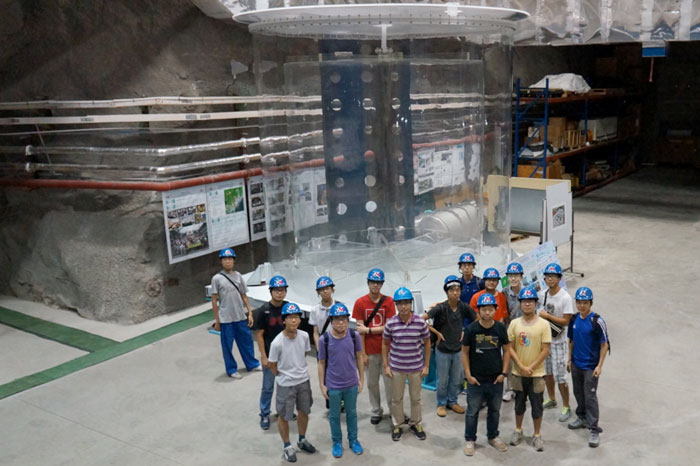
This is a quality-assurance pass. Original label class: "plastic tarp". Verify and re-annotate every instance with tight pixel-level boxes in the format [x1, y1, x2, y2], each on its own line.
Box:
[530, 73, 591, 93]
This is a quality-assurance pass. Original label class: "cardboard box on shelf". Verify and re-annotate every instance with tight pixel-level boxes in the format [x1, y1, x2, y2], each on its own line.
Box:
[517, 160, 563, 179]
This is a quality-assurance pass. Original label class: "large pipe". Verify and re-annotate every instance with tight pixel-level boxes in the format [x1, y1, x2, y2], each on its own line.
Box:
[0, 156, 342, 191]
[0, 153, 262, 176]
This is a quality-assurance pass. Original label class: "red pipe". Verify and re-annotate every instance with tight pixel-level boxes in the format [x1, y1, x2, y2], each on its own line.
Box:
[0, 168, 263, 192]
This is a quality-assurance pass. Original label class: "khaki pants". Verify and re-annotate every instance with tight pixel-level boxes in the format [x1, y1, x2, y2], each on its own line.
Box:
[390, 370, 423, 427]
[366, 353, 392, 417]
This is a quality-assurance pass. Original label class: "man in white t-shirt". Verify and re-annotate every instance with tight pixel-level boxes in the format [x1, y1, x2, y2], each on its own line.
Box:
[537, 263, 574, 423]
[269, 303, 317, 463]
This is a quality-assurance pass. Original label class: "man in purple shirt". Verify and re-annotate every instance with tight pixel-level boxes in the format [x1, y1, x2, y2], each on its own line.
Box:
[318, 303, 365, 458]
[382, 287, 431, 442]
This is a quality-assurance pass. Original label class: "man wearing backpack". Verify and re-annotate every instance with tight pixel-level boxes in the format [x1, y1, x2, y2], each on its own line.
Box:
[567, 287, 610, 448]
[253, 275, 289, 430]
[353, 268, 395, 425]
[210, 248, 260, 379]
[318, 303, 365, 458]
[423, 275, 476, 417]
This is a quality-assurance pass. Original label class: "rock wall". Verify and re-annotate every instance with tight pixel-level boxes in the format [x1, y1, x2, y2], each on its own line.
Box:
[0, 0, 259, 323]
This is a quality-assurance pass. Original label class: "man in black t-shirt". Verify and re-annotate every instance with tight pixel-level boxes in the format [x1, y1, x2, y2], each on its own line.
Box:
[253, 275, 289, 431]
[461, 293, 511, 457]
[423, 275, 476, 417]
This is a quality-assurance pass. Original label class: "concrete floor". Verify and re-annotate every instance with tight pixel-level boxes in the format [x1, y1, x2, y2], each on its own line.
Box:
[1, 166, 699, 465]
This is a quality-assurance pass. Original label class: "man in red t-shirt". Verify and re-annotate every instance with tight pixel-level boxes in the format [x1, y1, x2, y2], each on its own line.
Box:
[470, 268, 508, 323]
[353, 268, 395, 425]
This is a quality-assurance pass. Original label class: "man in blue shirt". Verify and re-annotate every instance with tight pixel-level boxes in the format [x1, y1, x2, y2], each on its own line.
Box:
[566, 287, 609, 448]
[457, 253, 483, 324]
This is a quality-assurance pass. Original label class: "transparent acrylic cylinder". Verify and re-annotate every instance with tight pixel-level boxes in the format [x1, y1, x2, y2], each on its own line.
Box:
[253, 36, 512, 307]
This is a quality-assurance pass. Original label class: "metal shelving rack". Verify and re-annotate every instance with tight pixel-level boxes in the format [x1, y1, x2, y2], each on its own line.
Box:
[513, 78, 638, 189]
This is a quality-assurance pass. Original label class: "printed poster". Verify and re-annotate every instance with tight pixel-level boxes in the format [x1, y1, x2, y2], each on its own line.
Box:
[162, 178, 250, 264]
[497, 240, 567, 292]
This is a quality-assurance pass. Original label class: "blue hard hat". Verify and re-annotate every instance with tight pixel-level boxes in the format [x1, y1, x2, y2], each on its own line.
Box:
[329, 302, 350, 318]
[506, 262, 524, 274]
[315, 276, 335, 290]
[443, 274, 462, 291]
[458, 253, 476, 264]
[477, 293, 497, 307]
[219, 248, 235, 258]
[483, 268, 501, 279]
[281, 302, 302, 316]
[393, 287, 414, 302]
[543, 263, 563, 275]
[518, 286, 539, 301]
[575, 287, 594, 301]
[269, 275, 288, 289]
[367, 268, 385, 282]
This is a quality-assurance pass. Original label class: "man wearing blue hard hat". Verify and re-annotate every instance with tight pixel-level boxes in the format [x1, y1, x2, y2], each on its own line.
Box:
[538, 262, 574, 423]
[422, 275, 475, 418]
[269, 302, 317, 462]
[352, 268, 395, 425]
[566, 287, 610, 448]
[253, 274, 289, 430]
[210, 248, 260, 379]
[382, 287, 431, 442]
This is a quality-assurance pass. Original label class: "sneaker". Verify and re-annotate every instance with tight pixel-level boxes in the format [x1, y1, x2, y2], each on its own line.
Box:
[332, 442, 343, 458]
[436, 406, 447, 417]
[283, 445, 297, 463]
[588, 431, 600, 448]
[291, 413, 297, 421]
[569, 417, 587, 430]
[559, 407, 571, 422]
[542, 399, 557, 409]
[463, 440, 475, 456]
[297, 438, 316, 454]
[488, 437, 508, 452]
[228, 372, 242, 379]
[391, 426, 402, 441]
[461, 379, 468, 394]
[510, 430, 523, 446]
[448, 403, 466, 414]
[370, 415, 382, 425]
[260, 415, 270, 431]
[350, 440, 363, 455]
[502, 390, 515, 402]
[252, 365, 263, 372]
[410, 424, 427, 440]
[532, 435, 544, 452]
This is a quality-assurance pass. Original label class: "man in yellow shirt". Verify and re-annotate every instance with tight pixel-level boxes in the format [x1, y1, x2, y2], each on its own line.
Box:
[507, 287, 551, 452]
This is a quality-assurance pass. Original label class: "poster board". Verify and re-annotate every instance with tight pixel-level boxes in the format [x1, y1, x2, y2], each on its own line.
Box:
[545, 181, 573, 247]
[498, 240, 567, 292]
[163, 178, 249, 264]
[413, 143, 468, 195]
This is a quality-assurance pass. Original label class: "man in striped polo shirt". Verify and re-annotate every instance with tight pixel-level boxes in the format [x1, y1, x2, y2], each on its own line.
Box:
[382, 287, 431, 441]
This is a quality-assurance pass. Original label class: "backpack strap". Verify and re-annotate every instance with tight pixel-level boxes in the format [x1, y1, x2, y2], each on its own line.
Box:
[218, 272, 242, 295]
[592, 313, 611, 354]
[364, 296, 386, 327]
[320, 316, 331, 335]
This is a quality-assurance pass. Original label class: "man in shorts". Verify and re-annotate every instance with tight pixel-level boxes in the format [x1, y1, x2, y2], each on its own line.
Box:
[268, 302, 317, 462]
[538, 263, 574, 422]
[507, 286, 551, 451]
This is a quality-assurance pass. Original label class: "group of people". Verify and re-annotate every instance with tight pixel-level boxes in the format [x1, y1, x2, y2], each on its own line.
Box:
[210, 248, 610, 462]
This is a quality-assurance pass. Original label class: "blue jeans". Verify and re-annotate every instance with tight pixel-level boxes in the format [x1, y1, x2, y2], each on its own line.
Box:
[435, 348, 463, 407]
[464, 381, 504, 441]
[328, 386, 359, 444]
[219, 320, 259, 375]
[259, 366, 276, 417]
